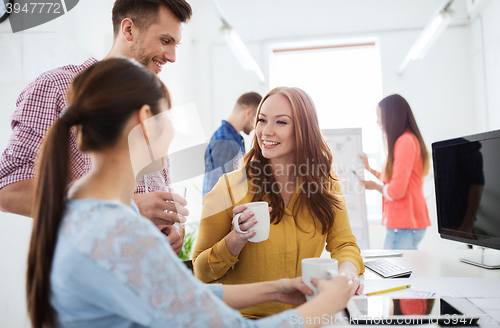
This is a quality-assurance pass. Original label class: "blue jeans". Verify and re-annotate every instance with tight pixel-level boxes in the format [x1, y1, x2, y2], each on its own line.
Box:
[383, 228, 426, 250]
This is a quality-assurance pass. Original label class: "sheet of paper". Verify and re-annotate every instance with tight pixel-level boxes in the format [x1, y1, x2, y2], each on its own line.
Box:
[469, 298, 500, 310]
[363, 278, 500, 298]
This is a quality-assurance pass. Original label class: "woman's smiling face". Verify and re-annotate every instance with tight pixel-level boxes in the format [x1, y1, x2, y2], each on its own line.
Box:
[256, 94, 296, 164]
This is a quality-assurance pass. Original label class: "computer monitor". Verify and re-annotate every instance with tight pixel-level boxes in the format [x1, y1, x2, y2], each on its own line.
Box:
[432, 129, 500, 269]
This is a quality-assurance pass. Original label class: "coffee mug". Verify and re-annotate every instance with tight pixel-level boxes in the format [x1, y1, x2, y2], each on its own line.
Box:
[232, 201, 270, 243]
[301, 258, 338, 301]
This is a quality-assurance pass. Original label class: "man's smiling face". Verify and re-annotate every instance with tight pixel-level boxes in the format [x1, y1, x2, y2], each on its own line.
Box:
[128, 5, 183, 75]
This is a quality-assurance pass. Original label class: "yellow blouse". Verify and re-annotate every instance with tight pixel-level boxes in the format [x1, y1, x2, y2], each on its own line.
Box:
[192, 169, 364, 318]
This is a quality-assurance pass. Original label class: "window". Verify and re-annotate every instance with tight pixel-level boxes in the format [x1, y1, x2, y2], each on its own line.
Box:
[269, 40, 384, 221]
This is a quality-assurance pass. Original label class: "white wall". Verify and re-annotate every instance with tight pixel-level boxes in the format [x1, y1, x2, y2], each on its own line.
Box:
[378, 26, 476, 143]
[0, 0, 114, 150]
[470, 0, 500, 131]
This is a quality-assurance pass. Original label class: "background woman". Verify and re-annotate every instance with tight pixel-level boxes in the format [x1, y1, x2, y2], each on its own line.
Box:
[26, 59, 359, 328]
[360, 94, 430, 250]
[193, 87, 364, 318]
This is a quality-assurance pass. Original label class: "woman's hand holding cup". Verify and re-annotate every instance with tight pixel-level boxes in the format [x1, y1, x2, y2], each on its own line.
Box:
[226, 202, 271, 257]
[232, 204, 259, 242]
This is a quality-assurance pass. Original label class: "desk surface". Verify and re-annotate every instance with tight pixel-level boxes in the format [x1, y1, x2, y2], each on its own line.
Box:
[360, 249, 500, 279]
[323, 249, 500, 327]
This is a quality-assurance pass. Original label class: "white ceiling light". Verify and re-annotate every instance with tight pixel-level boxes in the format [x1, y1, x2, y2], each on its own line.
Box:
[210, 0, 266, 83]
[399, 0, 454, 75]
[220, 25, 266, 83]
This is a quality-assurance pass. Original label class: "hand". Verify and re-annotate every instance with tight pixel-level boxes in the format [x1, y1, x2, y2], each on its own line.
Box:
[338, 261, 364, 295]
[133, 191, 189, 227]
[274, 277, 313, 305]
[159, 223, 185, 255]
[225, 204, 272, 257]
[360, 180, 380, 191]
[311, 273, 359, 304]
[359, 153, 370, 171]
[231, 204, 259, 243]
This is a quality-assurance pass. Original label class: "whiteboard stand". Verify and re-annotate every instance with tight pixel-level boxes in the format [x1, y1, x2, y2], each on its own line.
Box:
[322, 128, 369, 250]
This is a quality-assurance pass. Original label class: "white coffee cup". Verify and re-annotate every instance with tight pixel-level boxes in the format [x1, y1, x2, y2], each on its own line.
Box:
[232, 201, 270, 243]
[301, 258, 339, 301]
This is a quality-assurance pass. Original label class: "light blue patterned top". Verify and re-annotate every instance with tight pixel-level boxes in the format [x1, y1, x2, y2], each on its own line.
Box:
[50, 198, 303, 328]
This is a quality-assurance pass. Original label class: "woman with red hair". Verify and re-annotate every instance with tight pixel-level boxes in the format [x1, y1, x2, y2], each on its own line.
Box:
[193, 87, 364, 318]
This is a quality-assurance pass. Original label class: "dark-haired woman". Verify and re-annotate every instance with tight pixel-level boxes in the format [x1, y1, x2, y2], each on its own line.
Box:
[192, 87, 364, 318]
[26, 58, 359, 328]
[360, 94, 430, 250]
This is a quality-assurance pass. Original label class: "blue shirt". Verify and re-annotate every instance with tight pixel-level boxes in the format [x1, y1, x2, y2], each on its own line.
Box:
[51, 198, 302, 328]
[203, 121, 245, 196]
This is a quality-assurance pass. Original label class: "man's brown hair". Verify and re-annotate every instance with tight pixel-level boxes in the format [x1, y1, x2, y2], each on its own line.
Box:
[112, 0, 192, 37]
[236, 92, 262, 113]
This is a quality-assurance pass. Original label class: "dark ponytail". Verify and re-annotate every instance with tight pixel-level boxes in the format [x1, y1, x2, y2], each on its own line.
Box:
[26, 58, 170, 328]
[27, 111, 74, 328]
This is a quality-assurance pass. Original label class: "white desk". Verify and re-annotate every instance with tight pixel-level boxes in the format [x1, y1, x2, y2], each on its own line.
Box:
[361, 249, 500, 280]
[322, 249, 500, 327]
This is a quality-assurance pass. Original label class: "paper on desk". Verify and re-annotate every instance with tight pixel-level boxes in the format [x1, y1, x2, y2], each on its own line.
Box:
[363, 278, 500, 298]
[468, 298, 500, 310]
[469, 301, 500, 328]
[409, 290, 435, 297]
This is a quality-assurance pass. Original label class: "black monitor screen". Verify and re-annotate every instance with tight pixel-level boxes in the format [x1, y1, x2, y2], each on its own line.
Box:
[433, 129, 500, 251]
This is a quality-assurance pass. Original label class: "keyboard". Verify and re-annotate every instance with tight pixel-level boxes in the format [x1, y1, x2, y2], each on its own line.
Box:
[364, 258, 412, 278]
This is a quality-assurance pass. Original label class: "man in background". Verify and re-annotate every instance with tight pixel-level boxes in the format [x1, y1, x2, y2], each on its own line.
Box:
[0, 0, 192, 254]
[203, 92, 262, 197]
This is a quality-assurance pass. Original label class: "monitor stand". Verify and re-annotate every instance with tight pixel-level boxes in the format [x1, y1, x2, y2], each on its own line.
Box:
[460, 248, 500, 269]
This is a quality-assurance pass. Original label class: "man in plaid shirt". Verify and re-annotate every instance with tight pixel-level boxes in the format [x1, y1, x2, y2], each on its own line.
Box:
[0, 0, 192, 255]
[203, 92, 262, 197]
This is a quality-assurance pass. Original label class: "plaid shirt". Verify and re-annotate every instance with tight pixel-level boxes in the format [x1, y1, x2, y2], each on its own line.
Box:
[203, 120, 245, 196]
[0, 58, 170, 194]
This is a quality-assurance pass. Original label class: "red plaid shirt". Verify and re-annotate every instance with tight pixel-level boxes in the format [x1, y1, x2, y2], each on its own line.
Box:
[0, 58, 170, 193]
